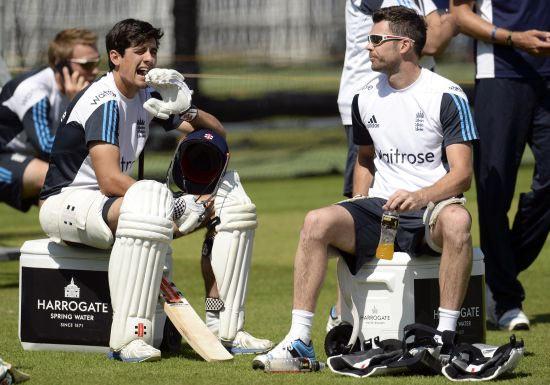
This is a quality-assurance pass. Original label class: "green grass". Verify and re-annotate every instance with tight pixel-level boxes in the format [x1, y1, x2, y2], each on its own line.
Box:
[435, 61, 476, 85]
[0, 165, 548, 384]
[198, 64, 341, 99]
[193, 61, 476, 99]
[143, 127, 349, 181]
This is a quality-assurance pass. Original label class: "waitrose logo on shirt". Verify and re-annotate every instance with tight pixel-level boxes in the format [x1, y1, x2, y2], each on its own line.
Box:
[377, 148, 435, 165]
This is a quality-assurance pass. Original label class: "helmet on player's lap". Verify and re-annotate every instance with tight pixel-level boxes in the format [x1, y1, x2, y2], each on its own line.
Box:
[170, 129, 229, 195]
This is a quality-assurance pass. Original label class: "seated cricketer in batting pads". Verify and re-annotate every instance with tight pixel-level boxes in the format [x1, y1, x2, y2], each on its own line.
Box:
[38, 18, 272, 363]
[0, 29, 98, 212]
[167, 128, 273, 356]
[253, 6, 478, 369]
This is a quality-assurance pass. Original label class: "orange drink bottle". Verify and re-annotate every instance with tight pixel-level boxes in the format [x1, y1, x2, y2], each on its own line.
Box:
[375, 211, 399, 260]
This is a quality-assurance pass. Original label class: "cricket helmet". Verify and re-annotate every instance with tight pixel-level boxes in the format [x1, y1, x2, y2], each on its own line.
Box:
[324, 324, 360, 357]
[169, 129, 229, 195]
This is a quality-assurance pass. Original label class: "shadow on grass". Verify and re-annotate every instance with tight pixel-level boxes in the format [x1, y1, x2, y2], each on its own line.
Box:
[496, 371, 530, 381]
[0, 282, 18, 289]
[486, 322, 499, 331]
[531, 313, 550, 326]
[162, 343, 210, 362]
[385, 371, 530, 381]
[392, 371, 438, 378]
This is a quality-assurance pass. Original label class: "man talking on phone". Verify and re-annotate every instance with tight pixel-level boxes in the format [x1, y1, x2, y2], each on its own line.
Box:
[0, 28, 99, 212]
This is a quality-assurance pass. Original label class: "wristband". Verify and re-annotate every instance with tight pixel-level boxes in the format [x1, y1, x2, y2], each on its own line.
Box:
[505, 32, 514, 47]
[180, 105, 198, 122]
[205, 297, 225, 311]
[490, 26, 498, 42]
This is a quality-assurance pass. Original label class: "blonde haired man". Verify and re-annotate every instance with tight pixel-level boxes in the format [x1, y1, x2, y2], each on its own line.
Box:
[0, 28, 99, 212]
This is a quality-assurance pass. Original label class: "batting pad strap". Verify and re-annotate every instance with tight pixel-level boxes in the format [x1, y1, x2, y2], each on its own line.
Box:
[214, 171, 252, 208]
[117, 213, 173, 242]
[206, 216, 221, 232]
[215, 204, 257, 232]
[205, 297, 225, 312]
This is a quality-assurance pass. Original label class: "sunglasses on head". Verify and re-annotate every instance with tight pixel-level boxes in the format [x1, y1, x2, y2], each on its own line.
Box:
[69, 57, 100, 70]
[366, 34, 415, 47]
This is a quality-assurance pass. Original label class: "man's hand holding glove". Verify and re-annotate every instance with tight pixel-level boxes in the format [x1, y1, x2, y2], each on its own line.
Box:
[173, 194, 207, 235]
[143, 68, 193, 120]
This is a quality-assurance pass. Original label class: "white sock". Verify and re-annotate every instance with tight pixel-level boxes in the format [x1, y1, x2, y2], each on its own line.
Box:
[437, 307, 460, 333]
[288, 309, 314, 344]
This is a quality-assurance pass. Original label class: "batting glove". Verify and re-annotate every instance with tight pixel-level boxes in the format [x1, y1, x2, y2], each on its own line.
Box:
[173, 194, 206, 235]
[143, 68, 193, 120]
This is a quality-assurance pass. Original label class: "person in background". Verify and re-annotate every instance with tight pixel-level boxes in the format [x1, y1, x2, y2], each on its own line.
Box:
[451, 0, 550, 331]
[0, 29, 99, 212]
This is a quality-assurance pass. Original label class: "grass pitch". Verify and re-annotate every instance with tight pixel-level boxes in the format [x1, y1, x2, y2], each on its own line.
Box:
[0, 170, 548, 384]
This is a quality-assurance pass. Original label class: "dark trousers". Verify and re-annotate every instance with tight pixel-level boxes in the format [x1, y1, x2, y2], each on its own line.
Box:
[343, 124, 358, 198]
[474, 77, 550, 314]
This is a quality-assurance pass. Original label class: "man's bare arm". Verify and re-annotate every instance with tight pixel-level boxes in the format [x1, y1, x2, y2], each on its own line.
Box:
[89, 141, 135, 197]
[423, 11, 459, 56]
[418, 142, 473, 202]
[352, 145, 376, 197]
[451, 0, 550, 56]
[384, 142, 473, 211]
[176, 108, 226, 138]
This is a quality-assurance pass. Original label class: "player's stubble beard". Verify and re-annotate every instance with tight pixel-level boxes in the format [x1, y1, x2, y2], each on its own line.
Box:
[370, 44, 400, 75]
[371, 56, 400, 76]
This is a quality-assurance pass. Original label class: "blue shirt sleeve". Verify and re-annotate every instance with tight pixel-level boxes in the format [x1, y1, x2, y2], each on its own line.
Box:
[440, 93, 479, 147]
[84, 100, 120, 146]
[352, 94, 373, 146]
[21, 97, 56, 159]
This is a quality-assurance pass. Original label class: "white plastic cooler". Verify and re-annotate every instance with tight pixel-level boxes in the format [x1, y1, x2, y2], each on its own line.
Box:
[19, 239, 166, 352]
[338, 248, 485, 344]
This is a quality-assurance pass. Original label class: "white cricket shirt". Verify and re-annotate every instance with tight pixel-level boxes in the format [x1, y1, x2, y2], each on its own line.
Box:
[338, 0, 438, 125]
[351, 68, 478, 200]
[41, 72, 181, 198]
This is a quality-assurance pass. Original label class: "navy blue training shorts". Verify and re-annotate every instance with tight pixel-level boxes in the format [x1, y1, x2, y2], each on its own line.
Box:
[0, 152, 34, 212]
[337, 197, 437, 274]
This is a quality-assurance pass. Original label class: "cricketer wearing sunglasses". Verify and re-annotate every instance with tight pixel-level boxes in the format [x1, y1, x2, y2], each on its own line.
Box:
[0, 29, 99, 213]
[254, 6, 479, 368]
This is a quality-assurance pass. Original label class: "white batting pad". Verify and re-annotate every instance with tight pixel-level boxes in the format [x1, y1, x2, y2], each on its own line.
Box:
[152, 246, 173, 348]
[109, 180, 174, 351]
[39, 189, 114, 249]
[210, 171, 257, 341]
